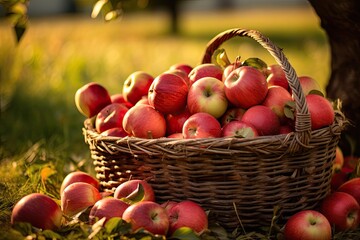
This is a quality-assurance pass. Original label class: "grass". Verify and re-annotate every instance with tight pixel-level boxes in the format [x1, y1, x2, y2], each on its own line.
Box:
[1, 4, 354, 239]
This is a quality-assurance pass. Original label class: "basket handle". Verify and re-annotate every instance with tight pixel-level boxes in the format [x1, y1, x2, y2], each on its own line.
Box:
[202, 28, 311, 150]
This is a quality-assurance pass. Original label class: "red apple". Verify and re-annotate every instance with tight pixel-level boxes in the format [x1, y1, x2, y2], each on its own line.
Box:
[299, 76, 324, 96]
[122, 201, 169, 236]
[320, 191, 360, 231]
[167, 133, 183, 139]
[337, 178, 360, 205]
[11, 193, 62, 230]
[222, 61, 242, 82]
[331, 171, 349, 192]
[342, 156, 359, 173]
[75, 82, 112, 118]
[122, 71, 154, 105]
[95, 103, 128, 133]
[187, 77, 228, 118]
[61, 182, 102, 217]
[60, 171, 100, 194]
[148, 72, 189, 115]
[266, 64, 289, 91]
[182, 112, 222, 139]
[241, 105, 280, 136]
[161, 200, 178, 215]
[168, 200, 208, 236]
[165, 68, 190, 86]
[306, 94, 335, 130]
[283, 210, 331, 240]
[100, 127, 128, 137]
[224, 66, 268, 109]
[135, 96, 149, 106]
[169, 63, 193, 75]
[221, 120, 258, 138]
[110, 93, 134, 109]
[89, 197, 130, 224]
[114, 179, 155, 203]
[220, 107, 246, 126]
[122, 104, 166, 139]
[262, 86, 293, 123]
[279, 124, 294, 134]
[188, 63, 223, 85]
[165, 108, 191, 136]
[333, 146, 345, 173]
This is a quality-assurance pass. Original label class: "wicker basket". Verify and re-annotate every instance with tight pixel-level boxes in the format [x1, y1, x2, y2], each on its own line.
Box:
[83, 28, 347, 230]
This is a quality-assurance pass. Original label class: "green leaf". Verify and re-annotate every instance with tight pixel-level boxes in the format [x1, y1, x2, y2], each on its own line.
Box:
[211, 49, 231, 68]
[284, 100, 295, 120]
[169, 227, 200, 240]
[121, 182, 145, 204]
[41, 230, 62, 239]
[308, 89, 324, 97]
[104, 217, 131, 235]
[242, 58, 267, 74]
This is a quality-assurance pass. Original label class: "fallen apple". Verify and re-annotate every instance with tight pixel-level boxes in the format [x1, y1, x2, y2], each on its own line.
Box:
[60, 171, 100, 194]
[89, 197, 130, 225]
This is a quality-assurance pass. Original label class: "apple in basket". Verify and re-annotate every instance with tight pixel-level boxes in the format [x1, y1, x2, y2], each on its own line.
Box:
[220, 107, 246, 126]
[266, 64, 289, 91]
[75, 82, 112, 118]
[165, 108, 191, 136]
[187, 77, 228, 118]
[60, 171, 100, 194]
[89, 197, 130, 225]
[306, 94, 335, 130]
[122, 71, 154, 105]
[320, 191, 360, 231]
[222, 120, 258, 138]
[11, 193, 63, 230]
[114, 179, 155, 203]
[298, 76, 324, 96]
[122, 104, 166, 138]
[182, 112, 222, 139]
[110, 93, 134, 109]
[224, 66, 268, 109]
[188, 63, 223, 85]
[122, 201, 169, 236]
[222, 61, 242, 82]
[283, 210, 332, 240]
[148, 72, 189, 115]
[100, 127, 128, 137]
[241, 105, 280, 136]
[169, 63, 193, 76]
[95, 103, 129, 133]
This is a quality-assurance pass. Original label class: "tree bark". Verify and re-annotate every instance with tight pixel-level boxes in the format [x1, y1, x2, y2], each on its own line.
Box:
[308, 0, 360, 156]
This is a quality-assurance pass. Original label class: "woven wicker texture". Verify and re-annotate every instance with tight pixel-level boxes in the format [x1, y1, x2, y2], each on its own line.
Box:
[83, 28, 347, 230]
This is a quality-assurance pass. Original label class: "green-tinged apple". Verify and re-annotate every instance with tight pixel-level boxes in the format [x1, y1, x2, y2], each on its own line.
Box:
[299, 76, 324, 96]
[61, 182, 102, 217]
[168, 200, 208, 236]
[11, 193, 63, 230]
[95, 103, 128, 133]
[165, 108, 191, 136]
[182, 112, 222, 139]
[222, 120, 258, 138]
[75, 82, 112, 118]
[122, 104, 166, 138]
[320, 191, 360, 231]
[60, 171, 99, 194]
[187, 77, 228, 118]
[188, 63, 223, 85]
[337, 178, 360, 205]
[266, 64, 289, 91]
[114, 179, 155, 203]
[100, 127, 128, 137]
[111, 93, 134, 109]
[89, 197, 130, 224]
[224, 66, 268, 109]
[122, 71, 154, 105]
[148, 72, 189, 115]
[220, 107, 246, 126]
[283, 210, 331, 240]
[333, 146, 344, 173]
[306, 94, 335, 130]
[241, 105, 280, 136]
[122, 201, 169, 236]
[262, 86, 293, 123]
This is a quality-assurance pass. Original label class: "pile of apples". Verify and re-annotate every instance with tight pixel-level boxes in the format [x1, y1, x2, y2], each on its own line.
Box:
[75, 57, 335, 139]
[11, 171, 208, 237]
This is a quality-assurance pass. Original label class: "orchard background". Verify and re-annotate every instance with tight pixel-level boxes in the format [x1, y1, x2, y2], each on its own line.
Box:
[0, 0, 357, 239]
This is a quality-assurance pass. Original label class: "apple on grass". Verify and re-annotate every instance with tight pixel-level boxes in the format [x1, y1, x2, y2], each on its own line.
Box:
[261, 86, 293, 123]
[148, 72, 189, 115]
[61, 182, 102, 217]
[60, 171, 100, 194]
[95, 103, 128, 133]
[224, 66, 268, 109]
[114, 179, 155, 203]
[122, 104, 166, 139]
[221, 120, 258, 138]
[337, 178, 360, 205]
[122, 201, 169, 236]
[167, 200, 208, 236]
[320, 191, 360, 231]
[75, 82, 112, 118]
[306, 94, 335, 130]
[11, 193, 63, 230]
[188, 63, 223, 85]
[182, 112, 222, 139]
[122, 71, 154, 105]
[283, 210, 331, 240]
[89, 197, 130, 225]
[241, 105, 280, 136]
[187, 77, 228, 118]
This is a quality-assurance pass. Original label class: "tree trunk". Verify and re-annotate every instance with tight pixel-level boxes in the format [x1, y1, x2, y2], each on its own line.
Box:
[308, 0, 360, 156]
